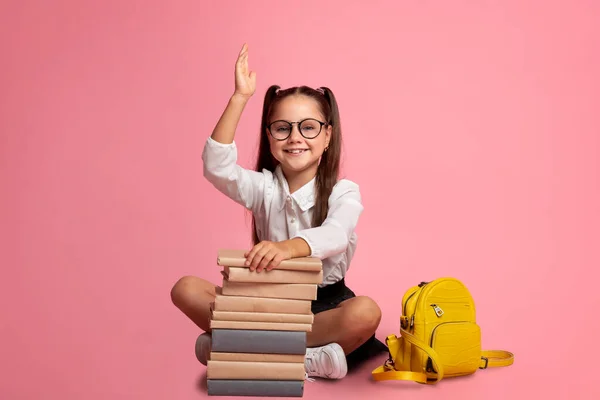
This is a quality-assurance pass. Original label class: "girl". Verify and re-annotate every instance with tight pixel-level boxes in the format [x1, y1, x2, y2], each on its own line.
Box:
[170, 44, 386, 380]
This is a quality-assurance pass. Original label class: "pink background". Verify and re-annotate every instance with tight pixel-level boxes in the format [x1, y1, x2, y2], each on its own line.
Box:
[1, 0, 598, 399]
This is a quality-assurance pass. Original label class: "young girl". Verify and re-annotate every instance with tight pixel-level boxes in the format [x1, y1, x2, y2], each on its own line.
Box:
[170, 43, 386, 380]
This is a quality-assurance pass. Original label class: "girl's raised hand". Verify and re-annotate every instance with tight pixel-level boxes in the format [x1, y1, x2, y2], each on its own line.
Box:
[234, 43, 256, 99]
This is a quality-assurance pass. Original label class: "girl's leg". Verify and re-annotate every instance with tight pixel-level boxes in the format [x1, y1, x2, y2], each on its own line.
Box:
[307, 295, 382, 355]
[170, 275, 217, 332]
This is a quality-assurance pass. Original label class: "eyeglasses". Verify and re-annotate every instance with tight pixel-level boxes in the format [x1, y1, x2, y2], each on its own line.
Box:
[267, 118, 328, 141]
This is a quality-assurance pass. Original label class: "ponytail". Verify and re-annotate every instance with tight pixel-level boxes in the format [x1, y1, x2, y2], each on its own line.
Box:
[252, 85, 280, 244]
[312, 86, 342, 228]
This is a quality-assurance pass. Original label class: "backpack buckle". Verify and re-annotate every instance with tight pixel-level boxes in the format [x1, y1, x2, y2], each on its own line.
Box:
[479, 356, 489, 369]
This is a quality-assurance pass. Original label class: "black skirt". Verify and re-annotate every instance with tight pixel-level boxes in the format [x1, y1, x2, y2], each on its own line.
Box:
[311, 278, 388, 371]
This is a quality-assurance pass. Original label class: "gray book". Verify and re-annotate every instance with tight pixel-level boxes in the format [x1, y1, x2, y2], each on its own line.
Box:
[207, 380, 304, 397]
[211, 329, 306, 355]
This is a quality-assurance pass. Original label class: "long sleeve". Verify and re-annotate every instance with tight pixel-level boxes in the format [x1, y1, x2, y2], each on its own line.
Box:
[292, 180, 363, 260]
[201, 137, 265, 213]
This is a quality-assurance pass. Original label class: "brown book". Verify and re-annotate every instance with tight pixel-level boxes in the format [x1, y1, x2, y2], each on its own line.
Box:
[209, 352, 305, 363]
[210, 319, 312, 332]
[223, 266, 323, 284]
[211, 310, 314, 324]
[218, 248, 322, 272]
[222, 279, 318, 300]
[213, 294, 312, 314]
[207, 360, 305, 380]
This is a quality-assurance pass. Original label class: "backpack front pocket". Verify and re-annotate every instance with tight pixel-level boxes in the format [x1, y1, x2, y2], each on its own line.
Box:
[428, 321, 481, 376]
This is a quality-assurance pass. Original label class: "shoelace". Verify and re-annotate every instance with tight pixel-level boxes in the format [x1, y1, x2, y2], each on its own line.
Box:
[304, 373, 315, 382]
[304, 353, 316, 382]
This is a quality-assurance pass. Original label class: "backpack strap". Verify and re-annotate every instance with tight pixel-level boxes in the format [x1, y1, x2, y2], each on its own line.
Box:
[372, 328, 444, 384]
[480, 350, 514, 369]
[372, 334, 514, 384]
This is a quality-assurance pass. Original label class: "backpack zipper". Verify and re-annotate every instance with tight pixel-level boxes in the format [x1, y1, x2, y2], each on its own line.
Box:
[404, 282, 429, 328]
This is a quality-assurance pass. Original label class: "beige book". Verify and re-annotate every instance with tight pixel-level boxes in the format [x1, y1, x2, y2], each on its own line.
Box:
[207, 360, 305, 380]
[210, 319, 312, 332]
[211, 310, 314, 324]
[213, 294, 312, 314]
[209, 352, 305, 363]
[208, 351, 305, 363]
[222, 279, 318, 300]
[223, 266, 323, 284]
[217, 248, 322, 272]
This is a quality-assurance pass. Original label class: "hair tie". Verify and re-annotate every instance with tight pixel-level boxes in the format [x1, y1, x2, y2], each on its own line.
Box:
[316, 87, 325, 95]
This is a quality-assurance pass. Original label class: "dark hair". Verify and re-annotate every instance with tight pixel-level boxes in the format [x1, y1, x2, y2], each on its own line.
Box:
[252, 85, 342, 245]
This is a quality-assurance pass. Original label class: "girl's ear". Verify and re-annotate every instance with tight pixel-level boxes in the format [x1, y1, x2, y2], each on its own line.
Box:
[325, 124, 332, 148]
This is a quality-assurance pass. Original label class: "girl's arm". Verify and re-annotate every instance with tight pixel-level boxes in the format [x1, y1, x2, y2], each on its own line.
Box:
[292, 180, 363, 260]
[202, 44, 264, 212]
[211, 43, 256, 144]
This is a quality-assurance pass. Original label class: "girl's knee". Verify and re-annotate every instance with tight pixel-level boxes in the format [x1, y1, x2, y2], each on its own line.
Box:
[345, 296, 382, 333]
[170, 275, 201, 306]
[171, 276, 190, 304]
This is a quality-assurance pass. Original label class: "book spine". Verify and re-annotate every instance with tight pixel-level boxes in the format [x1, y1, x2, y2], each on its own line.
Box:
[209, 352, 305, 363]
[207, 379, 304, 397]
[221, 280, 318, 300]
[213, 295, 312, 315]
[225, 266, 323, 284]
[211, 329, 306, 355]
[210, 320, 312, 332]
[211, 310, 314, 324]
[207, 360, 305, 380]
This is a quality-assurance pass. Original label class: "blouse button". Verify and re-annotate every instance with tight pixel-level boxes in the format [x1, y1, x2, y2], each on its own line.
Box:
[291, 217, 296, 223]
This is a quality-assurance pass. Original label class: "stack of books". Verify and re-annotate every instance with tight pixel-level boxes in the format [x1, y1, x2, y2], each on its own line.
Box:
[206, 249, 323, 397]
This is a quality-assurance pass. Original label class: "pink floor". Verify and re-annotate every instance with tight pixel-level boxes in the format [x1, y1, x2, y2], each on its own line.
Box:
[169, 316, 548, 400]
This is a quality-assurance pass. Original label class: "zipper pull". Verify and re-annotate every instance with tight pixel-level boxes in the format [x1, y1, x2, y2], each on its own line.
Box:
[410, 315, 414, 327]
[431, 304, 444, 317]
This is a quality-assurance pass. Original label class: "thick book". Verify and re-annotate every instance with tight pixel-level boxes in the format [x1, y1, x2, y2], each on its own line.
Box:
[218, 248, 322, 272]
[213, 294, 312, 314]
[211, 310, 314, 324]
[211, 329, 306, 355]
[207, 379, 304, 397]
[222, 279, 318, 300]
[209, 352, 305, 363]
[223, 266, 323, 284]
[210, 319, 312, 332]
[207, 360, 305, 380]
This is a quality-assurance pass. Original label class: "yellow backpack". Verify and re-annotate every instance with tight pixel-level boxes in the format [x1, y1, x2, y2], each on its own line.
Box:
[372, 277, 514, 384]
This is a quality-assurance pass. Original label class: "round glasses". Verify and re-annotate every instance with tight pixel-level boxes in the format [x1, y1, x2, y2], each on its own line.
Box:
[267, 118, 328, 141]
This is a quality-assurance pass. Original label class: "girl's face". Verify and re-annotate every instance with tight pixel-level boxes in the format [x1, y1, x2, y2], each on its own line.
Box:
[267, 95, 331, 179]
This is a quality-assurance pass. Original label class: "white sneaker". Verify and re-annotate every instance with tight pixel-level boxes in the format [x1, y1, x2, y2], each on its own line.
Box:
[304, 343, 347, 379]
[195, 332, 211, 365]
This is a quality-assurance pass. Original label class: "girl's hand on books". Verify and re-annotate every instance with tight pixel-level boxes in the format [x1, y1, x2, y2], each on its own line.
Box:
[234, 43, 256, 99]
[244, 240, 292, 272]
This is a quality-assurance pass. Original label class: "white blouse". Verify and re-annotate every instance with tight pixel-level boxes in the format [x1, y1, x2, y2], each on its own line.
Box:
[201, 137, 363, 287]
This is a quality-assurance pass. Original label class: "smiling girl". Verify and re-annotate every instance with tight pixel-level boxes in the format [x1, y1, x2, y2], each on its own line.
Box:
[171, 43, 385, 379]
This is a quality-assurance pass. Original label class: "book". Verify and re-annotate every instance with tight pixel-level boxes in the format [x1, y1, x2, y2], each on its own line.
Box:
[210, 319, 312, 332]
[212, 294, 312, 314]
[217, 249, 322, 272]
[207, 360, 305, 380]
[209, 352, 305, 363]
[211, 329, 306, 355]
[221, 279, 318, 300]
[211, 310, 314, 324]
[207, 379, 304, 397]
[223, 266, 323, 284]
